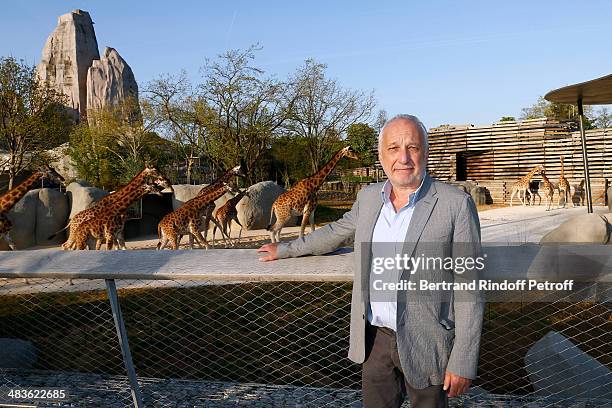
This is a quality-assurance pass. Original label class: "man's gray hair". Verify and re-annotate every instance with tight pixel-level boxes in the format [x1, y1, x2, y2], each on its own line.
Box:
[378, 114, 429, 153]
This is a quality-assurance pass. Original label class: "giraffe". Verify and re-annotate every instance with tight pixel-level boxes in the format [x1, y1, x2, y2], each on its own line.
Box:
[538, 168, 556, 211]
[156, 165, 243, 250]
[0, 165, 65, 250]
[63, 165, 173, 250]
[174, 165, 244, 247]
[509, 165, 543, 207]
[59, 165, 171, 250]
[557, 156, 572, 209]
[156, 183, 234, 250]
[212, 188, 250, 247]
[76, 182, 167, 251]
[267, 146, 359, 243]
[0, 165, 64, 284]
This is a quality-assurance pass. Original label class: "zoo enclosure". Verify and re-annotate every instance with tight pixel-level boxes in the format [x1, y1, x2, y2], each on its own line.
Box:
[0, 249, 610, 407]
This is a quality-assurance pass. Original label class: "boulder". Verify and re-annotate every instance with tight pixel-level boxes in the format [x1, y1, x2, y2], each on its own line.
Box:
[524, 331, 612, 400]
[36, 9, 100, 120]
[66, 181, 108, 219]
[36, 188, 70, 245]
[3, 190, 38, 249]
[171, 184, 207, 210]
[236, 181, 290, 230]
[86, 47, 139, 126]
[0, 339, 37, 369]
[470, 186, 488, 206]
[540, 213, 611, 244]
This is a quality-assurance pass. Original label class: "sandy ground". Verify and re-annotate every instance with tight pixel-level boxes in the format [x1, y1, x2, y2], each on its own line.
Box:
[123, 204, 610, 249]
[479, 204, 609, 243]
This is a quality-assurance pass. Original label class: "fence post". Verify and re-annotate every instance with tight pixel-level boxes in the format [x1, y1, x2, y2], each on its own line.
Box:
[105, 279, 143, 408]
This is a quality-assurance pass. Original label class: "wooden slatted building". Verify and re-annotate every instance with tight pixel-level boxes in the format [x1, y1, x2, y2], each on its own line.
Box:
[425, 118, 610, 205]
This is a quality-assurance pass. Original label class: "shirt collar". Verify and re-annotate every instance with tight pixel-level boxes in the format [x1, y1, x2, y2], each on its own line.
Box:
[380, 173, 426, 209]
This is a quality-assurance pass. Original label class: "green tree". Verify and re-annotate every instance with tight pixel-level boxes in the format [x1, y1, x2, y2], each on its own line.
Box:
[68, 123, 116, 189]
[145, 71, 206, 184]
[593, 106, 611, 129]
[286, 59, 375, 173]
[69, 97, 172, 189]
[198, 46, 294, 184]
[346, 123, 377, 167]
[499, 116, 516, 122]
[520, 96, 594, 128]
[0, 57, 72, 188]
[267, 136, 311, 188]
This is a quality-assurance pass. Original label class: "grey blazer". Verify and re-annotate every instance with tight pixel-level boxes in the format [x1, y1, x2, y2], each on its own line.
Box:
[276, 174, 484, 389]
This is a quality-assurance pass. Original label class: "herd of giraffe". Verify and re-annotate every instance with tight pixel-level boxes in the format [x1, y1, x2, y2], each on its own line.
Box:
[0, 146, 360, 256]
[509, 156, 578, 210]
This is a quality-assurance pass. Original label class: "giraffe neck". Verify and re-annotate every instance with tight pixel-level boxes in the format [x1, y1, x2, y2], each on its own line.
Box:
[560, 158, 565, 179]
[104, 171, 150, 213]
[190, 185, 228, 209]
[109, 183, 152, 213]
[0, 172, 43, 213]
[228, 191, 246, 206]
[525, 168, 539, 182]
[306, 150, 346, 190]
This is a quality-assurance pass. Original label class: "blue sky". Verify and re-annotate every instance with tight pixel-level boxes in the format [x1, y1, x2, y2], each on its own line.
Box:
[2, 1, 611, 127]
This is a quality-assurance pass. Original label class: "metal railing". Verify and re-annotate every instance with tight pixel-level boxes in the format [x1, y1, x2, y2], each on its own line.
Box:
[0, 248, 610, 407]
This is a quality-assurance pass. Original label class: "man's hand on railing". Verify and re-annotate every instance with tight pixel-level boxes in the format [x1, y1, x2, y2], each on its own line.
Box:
[257, 243, 279, 262]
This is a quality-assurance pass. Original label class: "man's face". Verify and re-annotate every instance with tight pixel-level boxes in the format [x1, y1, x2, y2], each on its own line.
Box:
[379, 119, 428, 190]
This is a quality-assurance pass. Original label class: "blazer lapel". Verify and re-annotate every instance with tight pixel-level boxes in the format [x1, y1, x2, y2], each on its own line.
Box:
[361, 186, 384, 306]
[401, 174, 438, 263]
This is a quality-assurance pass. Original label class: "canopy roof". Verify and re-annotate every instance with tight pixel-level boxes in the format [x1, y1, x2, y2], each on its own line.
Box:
[545, 73, 612, 105]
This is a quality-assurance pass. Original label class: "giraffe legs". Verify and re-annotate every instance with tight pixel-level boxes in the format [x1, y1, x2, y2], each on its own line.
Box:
[269, 216, 287, 243]
[232, 215, 244, 245]
[189, 222, 209, 250]
[509, 189, 518, 206]
[211, 217, 232, 247]
[300, 200, 317, 238]
[309, 206, 316, 233]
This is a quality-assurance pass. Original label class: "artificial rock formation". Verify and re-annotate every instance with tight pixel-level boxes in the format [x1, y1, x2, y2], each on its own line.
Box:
[36, 10, 138, 123]
[36, 9, 100, 120]
[86, 47, 139, 124]
[237, 181, 292, 230]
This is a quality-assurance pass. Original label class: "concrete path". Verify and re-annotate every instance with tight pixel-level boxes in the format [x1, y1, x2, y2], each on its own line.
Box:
[478, 205, 609, 243]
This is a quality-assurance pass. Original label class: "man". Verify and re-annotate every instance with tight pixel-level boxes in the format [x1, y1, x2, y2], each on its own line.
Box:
[258, 114, 484, 408]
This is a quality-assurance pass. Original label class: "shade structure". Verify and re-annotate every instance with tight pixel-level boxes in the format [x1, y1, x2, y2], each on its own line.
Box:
[544, 73, 612, 214]
[545, 73, 612, 105]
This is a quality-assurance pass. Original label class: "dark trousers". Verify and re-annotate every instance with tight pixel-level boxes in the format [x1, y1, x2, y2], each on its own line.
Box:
[362, 322, 448, 408]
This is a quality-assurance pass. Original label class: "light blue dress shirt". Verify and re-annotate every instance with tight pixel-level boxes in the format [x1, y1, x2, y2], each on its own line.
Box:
[368, 176, 424, 331]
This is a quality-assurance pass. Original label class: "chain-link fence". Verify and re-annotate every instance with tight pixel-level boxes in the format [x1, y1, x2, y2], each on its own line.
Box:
[0, 252, 610, 407]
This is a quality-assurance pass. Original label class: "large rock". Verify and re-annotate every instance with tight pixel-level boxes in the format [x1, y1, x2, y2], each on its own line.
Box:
[171, 185, 206, 210]
[36, 188, 70, 245]
[36, 9, 100, 120]
[0, 339, 37, 369]
[237, 181, 289, 230]
[4, 190, 38, 249]
[66, 181, 108, 219]
[86, 47, 139, 124]
[525, 331, 612, 400]
[470, 186, 489, 206]
[540, 213, 611, 244]
[46, 142, 79, 181]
